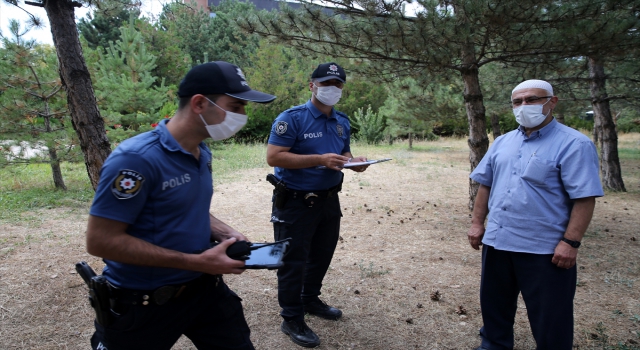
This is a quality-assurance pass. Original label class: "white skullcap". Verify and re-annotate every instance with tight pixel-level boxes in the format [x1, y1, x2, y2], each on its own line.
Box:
[512, 79, 554, 96]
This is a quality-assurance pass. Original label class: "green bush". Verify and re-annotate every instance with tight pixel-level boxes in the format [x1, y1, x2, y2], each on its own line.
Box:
[617, 115, 640, 133]
[351, 105, 387, 145]
[433, 115, 469, 137]
[235, 108, 275, 143]
[564, 116, 594, 131]
[497, 114, 519, 134]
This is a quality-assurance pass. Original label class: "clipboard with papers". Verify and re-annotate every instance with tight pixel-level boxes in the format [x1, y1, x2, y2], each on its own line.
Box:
[317, 158, 392, 169]
[342, 158, 393, 168]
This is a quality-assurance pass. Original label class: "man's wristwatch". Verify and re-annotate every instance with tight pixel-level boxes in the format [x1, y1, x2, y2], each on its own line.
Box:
[561, 237, 581, 248]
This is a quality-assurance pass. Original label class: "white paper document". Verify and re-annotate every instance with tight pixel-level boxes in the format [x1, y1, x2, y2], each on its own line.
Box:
[317, 158, 392, 169]
[342, 158, 393, 168]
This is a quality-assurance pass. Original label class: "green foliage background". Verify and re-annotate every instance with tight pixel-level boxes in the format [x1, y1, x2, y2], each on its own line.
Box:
[0, 21, 83, 168]
[2, 0, 640, 188]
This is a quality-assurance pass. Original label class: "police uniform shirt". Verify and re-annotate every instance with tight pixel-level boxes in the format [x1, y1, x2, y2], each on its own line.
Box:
[268, 100, 351, 191]
[90, 119, 213, 290]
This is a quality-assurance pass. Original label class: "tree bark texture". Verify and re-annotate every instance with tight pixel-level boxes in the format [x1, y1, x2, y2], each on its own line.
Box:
[460, 55, 489, 210]
[44, 0, 111, 190]
[588, 57, 626, 192]
[43, 99, 67, 190]
[48, 147, 67, 190]
[593, 110, 602, 146]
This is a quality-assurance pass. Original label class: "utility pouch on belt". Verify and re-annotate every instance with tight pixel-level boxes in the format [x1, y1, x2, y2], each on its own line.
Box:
[76, 261, 113, 327]
[266, 174, 288, 209]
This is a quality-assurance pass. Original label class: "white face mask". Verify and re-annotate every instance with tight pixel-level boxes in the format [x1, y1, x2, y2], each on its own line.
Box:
[200, 98, 248, 141]
[512, 99, 551, 128]
[313, 84, 342, 106]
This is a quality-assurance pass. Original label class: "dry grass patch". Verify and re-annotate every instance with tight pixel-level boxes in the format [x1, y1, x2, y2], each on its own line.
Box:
[1, 136, 639, 349]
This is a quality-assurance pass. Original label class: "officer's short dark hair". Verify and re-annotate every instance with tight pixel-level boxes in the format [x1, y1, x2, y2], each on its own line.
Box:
[178, 94, 222, 111]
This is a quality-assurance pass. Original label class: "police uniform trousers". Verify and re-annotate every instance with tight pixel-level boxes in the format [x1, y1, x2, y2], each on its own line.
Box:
[91, 274, 254, 350]
[479, 245, 577, 350]
[272, 192, 342, 320]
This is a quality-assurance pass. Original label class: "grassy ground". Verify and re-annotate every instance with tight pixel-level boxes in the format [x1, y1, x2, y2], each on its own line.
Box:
[0, 134, 639, 349]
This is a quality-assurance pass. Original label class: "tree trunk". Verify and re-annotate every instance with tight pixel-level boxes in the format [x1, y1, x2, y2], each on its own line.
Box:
[408, 132, 413, 149]
[490, 113, 501, 140]
[44, 0, 111, 190]
[588, 57, 626, 192]
[460, 57, 489, 210]
[593, 110, 601, 146]
[43, 99, 67, 190]
[48, 147, 67, 190]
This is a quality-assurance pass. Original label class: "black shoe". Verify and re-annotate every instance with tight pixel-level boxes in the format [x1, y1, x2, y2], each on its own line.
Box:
[281, 319, 320, 348]
[303, 299, 343, 320]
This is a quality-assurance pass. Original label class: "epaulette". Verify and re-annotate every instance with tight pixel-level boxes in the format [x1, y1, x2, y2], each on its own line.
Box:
[287, 104, 307, 113]
[335, 110, 350, 120]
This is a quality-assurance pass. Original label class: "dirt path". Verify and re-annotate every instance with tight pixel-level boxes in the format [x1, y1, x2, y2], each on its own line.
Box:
[1, 139, 639, 349]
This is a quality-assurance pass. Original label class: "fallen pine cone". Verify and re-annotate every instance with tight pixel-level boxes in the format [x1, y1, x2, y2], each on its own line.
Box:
[456, 305, 467, 315]
[430, 290, 441, 301]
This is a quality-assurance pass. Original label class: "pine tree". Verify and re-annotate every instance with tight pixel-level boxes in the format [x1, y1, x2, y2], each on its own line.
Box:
[380, 78, 428, 149]
[240, 41, 311, 140]
[242, 0, 639, 207]
[13, 0, 112, 190]
[588, 57, 627, 192]
[573, 3, 635, 192]
[77, 0, 141, 51]
[500, 1, 640, 192]
[135, 18, 192, 87]
[93, 17, 171, 144]
[0, 20, 79, 189]
[159, 0, 260, 67]
[350, 105, 387, 145]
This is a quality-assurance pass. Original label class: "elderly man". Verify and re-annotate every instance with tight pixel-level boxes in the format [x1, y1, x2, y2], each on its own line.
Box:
[468, 79, 604, 350]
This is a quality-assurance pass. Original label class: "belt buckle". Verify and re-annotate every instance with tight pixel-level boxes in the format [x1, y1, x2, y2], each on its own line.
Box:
[153, 286, 177, 305]
[304, 192, 318, 207]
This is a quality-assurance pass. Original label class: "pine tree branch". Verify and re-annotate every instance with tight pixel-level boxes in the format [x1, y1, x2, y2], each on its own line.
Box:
[44, 85, 63, 100]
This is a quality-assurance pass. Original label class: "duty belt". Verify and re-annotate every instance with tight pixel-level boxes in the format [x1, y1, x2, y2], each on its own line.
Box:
[285, 183, 342, 208]
[108, 274, 220, 306]
[285, 183, 342, 200]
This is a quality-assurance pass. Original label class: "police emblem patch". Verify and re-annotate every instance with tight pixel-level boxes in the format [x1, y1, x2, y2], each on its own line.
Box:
[236, 68, 246, 80]
[336, 124, 344, 137]
[111, 169, 145, 199]
[329, 64, 338, 72]
[275, 121, 288, 135]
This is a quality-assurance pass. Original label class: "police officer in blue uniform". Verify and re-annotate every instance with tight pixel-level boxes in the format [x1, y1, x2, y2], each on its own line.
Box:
[86, 61, 275, 350]
[267, 62, 369, 347]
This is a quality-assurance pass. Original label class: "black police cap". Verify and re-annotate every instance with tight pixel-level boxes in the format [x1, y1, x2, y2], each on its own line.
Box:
[311, 62, 347, 83]
[177, 61, 276, 103]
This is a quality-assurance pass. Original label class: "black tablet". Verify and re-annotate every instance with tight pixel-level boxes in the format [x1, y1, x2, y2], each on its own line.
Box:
[244, 240, 289, 270]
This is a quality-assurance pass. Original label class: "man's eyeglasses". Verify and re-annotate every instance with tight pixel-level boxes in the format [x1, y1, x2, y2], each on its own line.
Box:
[511, 96, 551, 108]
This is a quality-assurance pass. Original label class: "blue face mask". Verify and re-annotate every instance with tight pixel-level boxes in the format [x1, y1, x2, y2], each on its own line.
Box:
[513, 99, 550, 128]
